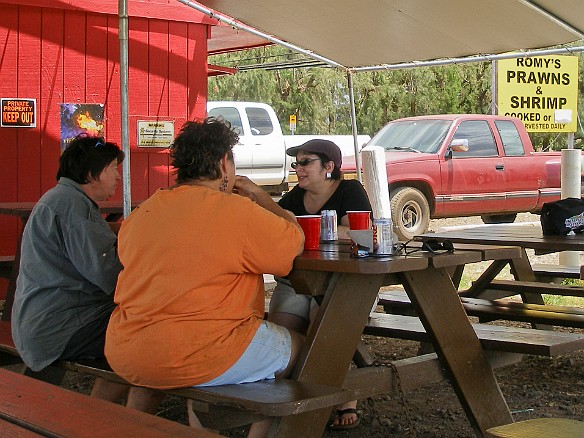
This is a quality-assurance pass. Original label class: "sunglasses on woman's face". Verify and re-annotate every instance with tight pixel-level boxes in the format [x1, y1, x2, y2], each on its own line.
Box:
[290, 158, 320, 169]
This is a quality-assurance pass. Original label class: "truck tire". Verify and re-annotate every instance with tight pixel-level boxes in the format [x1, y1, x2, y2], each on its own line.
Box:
[481, 214, 517, 224]
[390, 187, 430, 241]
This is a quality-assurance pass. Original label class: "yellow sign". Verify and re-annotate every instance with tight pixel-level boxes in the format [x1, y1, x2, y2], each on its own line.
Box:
[289, 114, 297, 133]
[497, 55, 578, 133]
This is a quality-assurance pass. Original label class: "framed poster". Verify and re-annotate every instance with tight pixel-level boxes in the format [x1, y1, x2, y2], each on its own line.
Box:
[60, 103, 105, 150]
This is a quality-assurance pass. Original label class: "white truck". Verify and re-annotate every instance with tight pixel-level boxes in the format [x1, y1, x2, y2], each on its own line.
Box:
[207, 101, 370, 194]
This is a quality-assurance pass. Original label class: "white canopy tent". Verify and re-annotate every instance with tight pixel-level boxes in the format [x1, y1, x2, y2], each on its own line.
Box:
[189, 1, 584, 70]
[119, 1, 584, 213]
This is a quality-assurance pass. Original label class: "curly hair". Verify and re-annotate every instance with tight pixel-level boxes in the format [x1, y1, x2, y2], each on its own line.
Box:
[170, 117, 238, 183]
[57, 135, 124, 184]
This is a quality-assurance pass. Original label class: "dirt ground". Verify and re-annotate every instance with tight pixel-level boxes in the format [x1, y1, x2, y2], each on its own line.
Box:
[62, 213, 584, 437]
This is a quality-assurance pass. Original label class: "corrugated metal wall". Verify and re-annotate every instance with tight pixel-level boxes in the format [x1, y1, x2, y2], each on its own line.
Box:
[0, 2, 209, 264]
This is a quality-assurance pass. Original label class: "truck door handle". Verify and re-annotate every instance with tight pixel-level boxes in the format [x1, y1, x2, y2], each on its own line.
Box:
[495, 164, 504, 170]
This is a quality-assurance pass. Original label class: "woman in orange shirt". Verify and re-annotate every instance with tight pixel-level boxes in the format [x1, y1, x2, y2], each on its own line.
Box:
[105, 117, 304, 437]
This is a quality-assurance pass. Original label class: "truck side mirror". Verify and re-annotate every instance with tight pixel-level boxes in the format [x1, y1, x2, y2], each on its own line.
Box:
[445, 139, 469, 159]
[450, 139, 469, 152]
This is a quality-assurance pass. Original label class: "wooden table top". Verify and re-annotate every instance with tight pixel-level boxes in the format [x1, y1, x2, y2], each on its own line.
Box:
[419, 223, 584, 253]
[293, 240, 482, 274]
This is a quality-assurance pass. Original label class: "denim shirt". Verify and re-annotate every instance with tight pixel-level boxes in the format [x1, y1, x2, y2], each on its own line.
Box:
[12, 178, 121, 371]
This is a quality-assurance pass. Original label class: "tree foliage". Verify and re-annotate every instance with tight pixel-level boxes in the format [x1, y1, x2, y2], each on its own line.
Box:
[208, 46, 583, 150]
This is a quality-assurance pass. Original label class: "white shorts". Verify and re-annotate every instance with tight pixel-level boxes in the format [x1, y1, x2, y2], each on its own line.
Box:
[194, 321, 291, 387]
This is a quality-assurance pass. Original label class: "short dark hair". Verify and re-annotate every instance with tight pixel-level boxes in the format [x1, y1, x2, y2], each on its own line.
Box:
[170, 117, 238, 183]
[57, 135, 124, 183]
[312, 152, 342, 180]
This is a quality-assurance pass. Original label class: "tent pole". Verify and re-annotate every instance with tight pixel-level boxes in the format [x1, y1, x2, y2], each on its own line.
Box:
[119, 0, 131, 218]
[347, 72, 362, 183]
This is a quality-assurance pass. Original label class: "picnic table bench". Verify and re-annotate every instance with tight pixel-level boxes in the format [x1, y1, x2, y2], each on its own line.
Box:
[378, 290, 584, 329]
[531, 263, 581, 281]
[364, 311, 584, 357]
[0, 321, 352, 432]
[0, 368, 220, 438]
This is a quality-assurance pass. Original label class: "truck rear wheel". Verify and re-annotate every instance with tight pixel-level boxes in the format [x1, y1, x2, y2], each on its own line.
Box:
[481, 214, 517, 224]
[390, 187, 430, 241]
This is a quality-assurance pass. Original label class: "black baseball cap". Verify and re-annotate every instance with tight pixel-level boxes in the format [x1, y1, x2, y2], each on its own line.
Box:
[286, 139, 342, 168]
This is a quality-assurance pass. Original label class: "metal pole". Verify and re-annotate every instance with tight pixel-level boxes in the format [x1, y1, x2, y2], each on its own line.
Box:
[347, 72, 362, 183]
[491, 60, 497, 115]
[119, 0, 131, 218]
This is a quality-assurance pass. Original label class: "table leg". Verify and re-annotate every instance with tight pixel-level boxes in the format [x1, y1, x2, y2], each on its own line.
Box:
[461, 259, 511, 299]
[402, 267, 512, 437]
[272, 272, 384, 438]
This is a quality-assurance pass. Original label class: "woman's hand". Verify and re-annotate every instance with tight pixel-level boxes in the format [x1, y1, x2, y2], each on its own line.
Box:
[232, 175, 264, 203]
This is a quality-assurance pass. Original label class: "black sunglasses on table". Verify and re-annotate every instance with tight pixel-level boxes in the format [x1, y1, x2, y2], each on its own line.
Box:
[403, 238, 454, 255]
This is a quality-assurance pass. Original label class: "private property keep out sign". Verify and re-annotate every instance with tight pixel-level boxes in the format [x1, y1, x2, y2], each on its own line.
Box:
[497, 55, 578, 133]
[1, 98, 36, 128]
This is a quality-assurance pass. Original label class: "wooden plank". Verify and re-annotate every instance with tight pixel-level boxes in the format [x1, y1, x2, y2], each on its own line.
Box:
[168, 379, 352, 418]
[0, 420, 42, 437]
[0, 4, 19, 278]
[365, 313, 584, 357]
[378, 291, 584, 328]
[17, 6, 42, 202]
[485, 418, 584, 438]
[531, 263, 580, 279]
[487, 280, 584, 297]
[0, 369, 220, 438]
[451, 243, 523, 260]
[40, 8, 64, 195]
[186, 23, 209, 118]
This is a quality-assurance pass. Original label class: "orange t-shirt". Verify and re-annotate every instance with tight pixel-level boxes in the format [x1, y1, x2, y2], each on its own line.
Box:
[105, 185, 303, 388]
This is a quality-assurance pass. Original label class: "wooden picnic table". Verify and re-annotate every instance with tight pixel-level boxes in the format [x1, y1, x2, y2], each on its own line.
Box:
[416, 223, 584, 302]
[280, 240, 514, 438]
[0, 201, 140, 321]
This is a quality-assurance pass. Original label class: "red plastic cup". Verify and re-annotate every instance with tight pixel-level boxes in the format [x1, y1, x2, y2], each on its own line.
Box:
[296, 215, 321, 250]
[347, 211, 371, 230]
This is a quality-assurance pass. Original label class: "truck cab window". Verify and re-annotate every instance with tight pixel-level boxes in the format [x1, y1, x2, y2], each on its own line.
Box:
[495, 120, 525, 157]
[451, 120, 497, 157]
[208, 107, 244, 136]
[246, 107, 274, 136]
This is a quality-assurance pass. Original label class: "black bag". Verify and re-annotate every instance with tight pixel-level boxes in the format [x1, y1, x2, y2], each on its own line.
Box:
[540, 197, 584, 235]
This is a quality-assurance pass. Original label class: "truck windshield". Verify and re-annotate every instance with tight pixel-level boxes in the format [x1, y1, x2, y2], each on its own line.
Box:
[370, 119, 451, 154]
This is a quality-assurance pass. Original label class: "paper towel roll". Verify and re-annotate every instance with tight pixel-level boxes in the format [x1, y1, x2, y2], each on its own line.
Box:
[561, 148, 581, 199]
[361, 146, 391, 219]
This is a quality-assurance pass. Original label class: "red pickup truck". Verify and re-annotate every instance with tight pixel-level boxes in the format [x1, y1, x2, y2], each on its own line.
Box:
[343, 114, 578, 241]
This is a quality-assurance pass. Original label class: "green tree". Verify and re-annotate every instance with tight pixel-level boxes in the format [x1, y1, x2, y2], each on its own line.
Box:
[209, 46, 583, 149]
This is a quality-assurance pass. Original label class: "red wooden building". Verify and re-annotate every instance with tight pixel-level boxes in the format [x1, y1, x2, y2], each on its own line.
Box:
[0, 0, 266, 295]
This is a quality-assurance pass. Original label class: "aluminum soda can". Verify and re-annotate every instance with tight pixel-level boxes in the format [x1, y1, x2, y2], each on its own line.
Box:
[320, 210, 338, 241]
[372, 218, 394, 255]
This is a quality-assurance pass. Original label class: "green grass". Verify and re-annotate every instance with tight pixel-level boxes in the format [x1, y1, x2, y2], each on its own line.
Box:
[543, 294, 584, 307]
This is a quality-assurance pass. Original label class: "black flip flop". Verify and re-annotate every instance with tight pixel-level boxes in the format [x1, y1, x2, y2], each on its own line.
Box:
[329, 408, 360, 431]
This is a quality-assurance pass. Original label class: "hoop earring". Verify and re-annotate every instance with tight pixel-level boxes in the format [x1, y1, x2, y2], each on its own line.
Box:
[219, 175, 229, 192]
